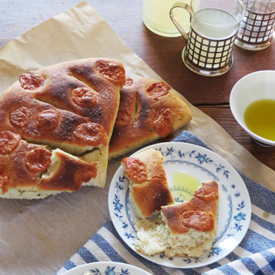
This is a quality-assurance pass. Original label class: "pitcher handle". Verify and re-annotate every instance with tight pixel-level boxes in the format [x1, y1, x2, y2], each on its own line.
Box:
[170, 2, 192, 43]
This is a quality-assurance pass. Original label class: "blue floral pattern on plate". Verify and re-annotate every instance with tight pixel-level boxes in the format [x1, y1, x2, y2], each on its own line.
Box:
[88, 265, 130, 275]
[108, 142, 251, 269]
[61, 262, 151, 275]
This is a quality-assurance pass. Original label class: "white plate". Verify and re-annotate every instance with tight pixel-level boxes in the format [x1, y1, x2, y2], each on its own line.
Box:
[61, 261, 152, 275]
[108, 142, 251, 268]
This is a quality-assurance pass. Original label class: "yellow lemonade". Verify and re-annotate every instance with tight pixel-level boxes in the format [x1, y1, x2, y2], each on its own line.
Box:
[143, 0, 191, 37]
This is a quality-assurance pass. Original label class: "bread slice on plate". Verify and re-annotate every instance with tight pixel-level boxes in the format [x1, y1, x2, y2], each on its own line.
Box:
[134, 180, 219, 258]
[121, 149, 219, 258]
[109, 77, 192, 159]
[121, 148, 174, 219]
[0, 58, 125, 199]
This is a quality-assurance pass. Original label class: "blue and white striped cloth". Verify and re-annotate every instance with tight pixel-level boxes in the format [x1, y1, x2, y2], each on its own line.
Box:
[57, 131, 275, 275]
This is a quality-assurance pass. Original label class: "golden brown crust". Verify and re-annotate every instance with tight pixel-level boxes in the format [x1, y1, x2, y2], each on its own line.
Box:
[122, 157, 147, 183]
[0, 59, 125, 148]
[122, 148, 174, 218]
[109, 76, 192, 159]
[39, 150, 97, 192]
[0, 58, 125, 198]
[131, 177, 175, 218]
[31, 59, 125, 140]
[161, 181, 219, 234]
[0, 139, 48, 195]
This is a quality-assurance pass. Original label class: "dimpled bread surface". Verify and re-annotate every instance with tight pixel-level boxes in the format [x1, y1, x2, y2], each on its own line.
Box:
[109, 77, 192, 159]
[0, 58, 125, 199]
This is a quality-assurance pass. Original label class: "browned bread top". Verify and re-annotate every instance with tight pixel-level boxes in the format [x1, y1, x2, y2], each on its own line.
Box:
[129, 177, 175, 218]
[122, 148, 167, 181]
[122, 148, 174, 218]
[109, 77, 192, 159]
[0, 58, 126, 198]
[0, 58, 125, 152]
[161, 181, 219, 234]
[39, 149, 97, 192]
[0, 133, 48, 193]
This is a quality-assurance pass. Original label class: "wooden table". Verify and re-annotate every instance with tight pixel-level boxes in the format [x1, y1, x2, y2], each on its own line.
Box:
[1, 0, 275, 171]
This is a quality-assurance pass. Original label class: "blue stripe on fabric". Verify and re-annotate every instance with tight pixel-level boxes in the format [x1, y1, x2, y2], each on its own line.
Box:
[92, 232, 127, 263]
[178, 268, 202, 275]
[226, 252, 240, 262]
[255, 269, 265, 275]
[262, 250, 275, 273]
[240, 172, 275, 215]
[251, 213, 275, 234]
[206, 261, 222, 270]
[201, 260, 225, 274]
[270, 258, 275, 272]
[217, 264, 241, 275]
[62, 260, 76, 271]
[77, 245, 98, 263]
[103, 221, 175, 275]
[240, 256, 260, 274]
[173, 131, 211, 149]
[261, 248, 275, 261]
[239, 229, 275, 253]
[222, 249, 275, 275]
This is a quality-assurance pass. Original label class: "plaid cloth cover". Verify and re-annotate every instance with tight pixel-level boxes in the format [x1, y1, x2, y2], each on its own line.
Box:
[57, 131, 275, 275]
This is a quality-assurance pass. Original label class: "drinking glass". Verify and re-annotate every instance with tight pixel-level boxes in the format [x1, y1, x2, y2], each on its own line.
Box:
[235, 0, 275, 50]
[143, 0, 191, 37]
[170, 0, 245, 76]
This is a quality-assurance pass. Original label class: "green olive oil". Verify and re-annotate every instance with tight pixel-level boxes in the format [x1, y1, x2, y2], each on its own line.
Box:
[170, 171, 201, 202]
[244, 99, 275, 141]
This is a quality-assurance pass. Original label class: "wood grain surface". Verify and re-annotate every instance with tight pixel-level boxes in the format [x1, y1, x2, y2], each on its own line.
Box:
[1, 0, 275, 170]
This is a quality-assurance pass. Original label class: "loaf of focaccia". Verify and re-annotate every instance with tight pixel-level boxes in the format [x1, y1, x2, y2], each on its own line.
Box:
[109, 77, 192, 159]
[0, 58, 125, 199]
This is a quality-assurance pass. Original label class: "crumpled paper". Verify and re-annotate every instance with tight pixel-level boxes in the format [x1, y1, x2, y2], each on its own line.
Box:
[0, 2, 274, 275]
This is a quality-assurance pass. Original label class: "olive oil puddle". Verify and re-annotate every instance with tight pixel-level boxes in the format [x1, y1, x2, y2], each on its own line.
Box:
[170, 171, 201, 202]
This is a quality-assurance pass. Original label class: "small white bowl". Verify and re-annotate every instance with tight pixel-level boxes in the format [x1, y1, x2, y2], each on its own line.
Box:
[230, 70, 275, 147]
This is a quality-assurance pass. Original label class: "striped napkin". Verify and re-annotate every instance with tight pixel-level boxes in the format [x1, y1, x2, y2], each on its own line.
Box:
[57, 131, 275, 275]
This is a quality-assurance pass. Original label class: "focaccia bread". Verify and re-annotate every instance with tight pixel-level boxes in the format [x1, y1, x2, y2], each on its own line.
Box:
[0, 58, 125, 199]
[135, 180, 219, 258]
[121, 148, 174, 219]
[109, 77, 192, 159]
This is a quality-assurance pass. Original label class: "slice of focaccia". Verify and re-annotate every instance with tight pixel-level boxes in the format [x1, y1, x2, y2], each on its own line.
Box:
[134, 180, 219, 258]
[109, 77, 192, 159]
[121, 148, 174, 219]
[0, 58, 125, 199]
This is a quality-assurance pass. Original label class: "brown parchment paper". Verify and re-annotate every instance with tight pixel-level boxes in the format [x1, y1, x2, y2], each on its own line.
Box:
[0, 2, 274, 275]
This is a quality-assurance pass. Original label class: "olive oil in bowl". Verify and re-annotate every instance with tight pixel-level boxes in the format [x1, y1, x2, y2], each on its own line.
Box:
[244, 99, 275, 141]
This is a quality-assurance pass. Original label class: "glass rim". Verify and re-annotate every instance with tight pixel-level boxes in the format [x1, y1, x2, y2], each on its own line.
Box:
[243, 0, 275, 11]
[244, 0, 275, 15]
[190, 0, 245, 28]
